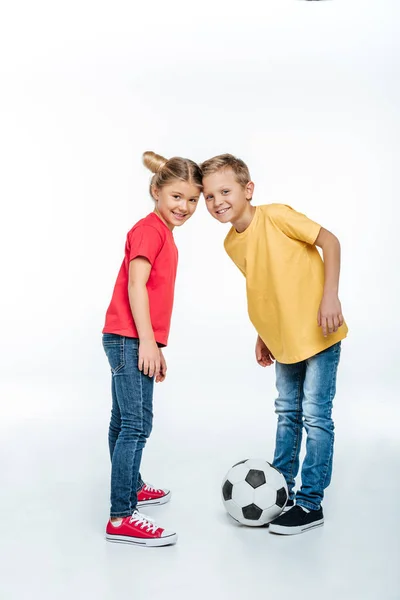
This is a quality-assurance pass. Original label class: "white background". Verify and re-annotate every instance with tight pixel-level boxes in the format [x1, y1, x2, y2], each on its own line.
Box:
[0, 1, 399, 599]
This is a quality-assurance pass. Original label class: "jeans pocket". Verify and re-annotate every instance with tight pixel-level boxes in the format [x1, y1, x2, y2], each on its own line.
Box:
[103, 338, 125, 374]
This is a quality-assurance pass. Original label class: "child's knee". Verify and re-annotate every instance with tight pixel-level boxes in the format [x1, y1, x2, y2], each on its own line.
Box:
[109, 412, 121, 432]
[303, 409, 334, 432]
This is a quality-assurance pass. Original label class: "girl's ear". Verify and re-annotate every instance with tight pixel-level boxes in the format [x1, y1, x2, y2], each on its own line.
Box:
[151, 185, 159, 201]
[246, 181, 255, 201]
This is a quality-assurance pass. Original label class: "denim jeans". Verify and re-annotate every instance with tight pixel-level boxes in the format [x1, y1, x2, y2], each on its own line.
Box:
[102, 334, 154, 518]
[272, 342, 341, 511]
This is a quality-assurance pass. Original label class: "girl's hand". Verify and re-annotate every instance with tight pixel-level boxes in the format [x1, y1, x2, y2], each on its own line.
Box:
[318, 292, 344, 337]
[156, 350, 167, 383]
[255, 335, 275, 367]
[138, 339, 160, 378]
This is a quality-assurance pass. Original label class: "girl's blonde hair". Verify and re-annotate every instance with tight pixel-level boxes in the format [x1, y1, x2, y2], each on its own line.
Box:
[200, 153, 251, 187]
[143, 151, 202, 198]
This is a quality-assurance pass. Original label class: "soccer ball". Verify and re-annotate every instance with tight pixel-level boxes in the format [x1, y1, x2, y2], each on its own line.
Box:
[222, 459, 288, 526]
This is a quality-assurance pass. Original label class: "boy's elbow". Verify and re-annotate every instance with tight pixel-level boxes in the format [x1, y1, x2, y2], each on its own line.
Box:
[332, 232, 341, 249]
[329, 232, 340, 247]
[316, 227, 340, 249]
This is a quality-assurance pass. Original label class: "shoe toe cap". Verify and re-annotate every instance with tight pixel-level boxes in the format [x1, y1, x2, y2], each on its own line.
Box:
[161, 529, 177, 539]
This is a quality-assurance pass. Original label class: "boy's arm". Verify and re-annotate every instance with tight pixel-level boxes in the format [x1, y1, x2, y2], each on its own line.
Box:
[128, 258, 161, 379]
[314, 227, 345, 337]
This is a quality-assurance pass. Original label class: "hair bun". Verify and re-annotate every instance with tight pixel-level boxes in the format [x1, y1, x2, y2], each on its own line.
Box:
[142, 151, 168, 173]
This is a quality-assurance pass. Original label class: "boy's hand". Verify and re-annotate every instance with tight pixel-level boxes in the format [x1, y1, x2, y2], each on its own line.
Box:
[318, 292, 344, 337]
[138, 339, 161, 378]
[156, 350, 167, 383]
[255, 335, 275, 367]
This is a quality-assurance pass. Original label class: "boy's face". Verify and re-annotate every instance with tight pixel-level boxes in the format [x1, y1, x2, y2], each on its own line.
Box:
[202, 168, 254, 224]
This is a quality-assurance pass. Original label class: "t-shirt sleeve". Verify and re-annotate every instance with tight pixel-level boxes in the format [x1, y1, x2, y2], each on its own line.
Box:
[128, 225, 164, 265]
[224, 236, 247, 276]
[268, 204, 321, 245]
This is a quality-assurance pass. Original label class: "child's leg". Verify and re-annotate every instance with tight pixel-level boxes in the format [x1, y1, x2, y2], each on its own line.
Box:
[296, 342, 341, 511]
[136, 473, 145, 492]
[272, 360, 306, 499]
[129, 387, 153, 508]
[108, 377, 121, 460]
[108, 380, 147, 500]
[103, 335, 154, 518]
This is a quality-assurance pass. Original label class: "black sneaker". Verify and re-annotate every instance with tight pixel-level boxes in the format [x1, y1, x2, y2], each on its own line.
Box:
[269, 505, 324, 535]
[282, 498, 295, 512]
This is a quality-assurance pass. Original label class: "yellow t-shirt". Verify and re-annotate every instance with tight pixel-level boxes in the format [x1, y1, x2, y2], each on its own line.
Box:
[224, 204, 348, 364]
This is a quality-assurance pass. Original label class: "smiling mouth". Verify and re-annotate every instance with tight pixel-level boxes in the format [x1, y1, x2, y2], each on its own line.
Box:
[172, 211, 187, 219]
[216, 207, 230, 215]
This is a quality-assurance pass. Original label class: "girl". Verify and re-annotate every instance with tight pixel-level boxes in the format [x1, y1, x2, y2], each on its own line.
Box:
[102, 151, 202, 546]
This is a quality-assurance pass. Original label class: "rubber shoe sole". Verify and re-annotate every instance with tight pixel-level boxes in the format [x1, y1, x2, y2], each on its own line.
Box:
[106, 531, 178, 547]
[269, 518, 324, 536]
[137, 490, 171, 508]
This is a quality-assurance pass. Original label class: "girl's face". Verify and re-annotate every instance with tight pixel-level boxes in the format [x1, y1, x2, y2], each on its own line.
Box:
[152, 180, 201, 230]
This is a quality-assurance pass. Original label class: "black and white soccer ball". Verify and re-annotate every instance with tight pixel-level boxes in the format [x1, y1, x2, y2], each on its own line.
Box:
[222, 459, 288, 526]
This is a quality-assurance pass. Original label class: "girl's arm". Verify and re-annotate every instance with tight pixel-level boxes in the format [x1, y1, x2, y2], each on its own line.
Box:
[128, 258, 160, 378]
[314, 227, 345, 337]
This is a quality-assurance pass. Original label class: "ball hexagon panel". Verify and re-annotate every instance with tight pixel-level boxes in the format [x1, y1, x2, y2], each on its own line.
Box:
[265, 465, 288, 490]
[261, 504, 283, 524]
[223, 499, 243, 523]
[231, 480, 255, 507]
[245, 458, 270, 471]
[232, 459, 248, 468]
[253, 483, 278, 509]
[226, 464, 251, 485]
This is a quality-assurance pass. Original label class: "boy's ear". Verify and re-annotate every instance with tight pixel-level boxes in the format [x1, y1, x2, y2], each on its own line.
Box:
[246, 181, 255, 201]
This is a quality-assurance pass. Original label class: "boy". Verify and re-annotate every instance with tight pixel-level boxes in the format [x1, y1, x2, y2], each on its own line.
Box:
[201, 154, 348, 535]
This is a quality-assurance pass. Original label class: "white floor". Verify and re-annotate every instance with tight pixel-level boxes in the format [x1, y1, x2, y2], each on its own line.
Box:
[1, 375, 399, 600]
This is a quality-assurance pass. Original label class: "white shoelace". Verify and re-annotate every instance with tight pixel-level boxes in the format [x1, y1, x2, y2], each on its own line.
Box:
[130, 511, 159, 533]
[143, 483, 161, 493]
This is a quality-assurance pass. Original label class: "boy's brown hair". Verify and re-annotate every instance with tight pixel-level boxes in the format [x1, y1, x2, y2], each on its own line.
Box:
[200, 153, 251, 187]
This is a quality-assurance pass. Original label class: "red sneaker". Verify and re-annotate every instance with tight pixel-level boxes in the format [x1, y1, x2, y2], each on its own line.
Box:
[106, 511, 177, 547]
[137, 483, 171, 507]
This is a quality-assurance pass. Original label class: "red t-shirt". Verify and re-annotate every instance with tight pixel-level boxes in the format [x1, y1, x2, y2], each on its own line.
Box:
[103, 212, 178, 347]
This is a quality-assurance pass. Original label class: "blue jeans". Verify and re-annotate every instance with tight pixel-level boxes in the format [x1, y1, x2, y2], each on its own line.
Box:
[102, 334, 154, 518]
[272, 342, 341, 511]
